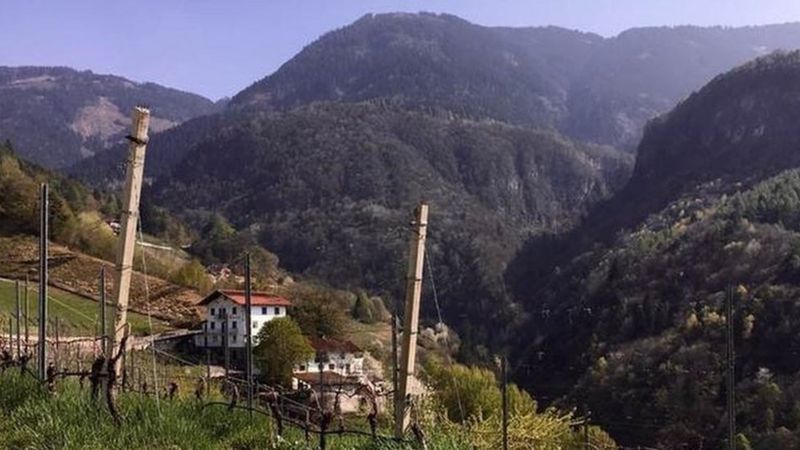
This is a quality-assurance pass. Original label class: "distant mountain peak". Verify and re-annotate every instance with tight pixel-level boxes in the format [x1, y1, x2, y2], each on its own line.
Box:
[229, 14, 800, 151]
[0, 65, 220, 168]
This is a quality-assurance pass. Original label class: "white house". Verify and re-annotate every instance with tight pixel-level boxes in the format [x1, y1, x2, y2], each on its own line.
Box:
[194, 289, 291, 349]
[294, 336, 365, 377]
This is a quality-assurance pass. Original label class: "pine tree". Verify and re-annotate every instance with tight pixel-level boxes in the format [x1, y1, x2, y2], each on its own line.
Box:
[352, 290, 375, 323]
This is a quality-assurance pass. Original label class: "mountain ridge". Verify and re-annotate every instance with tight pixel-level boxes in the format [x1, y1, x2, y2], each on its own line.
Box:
[64, 14, 800, 364]
[230, 13, 800, 151]
[0, 65, 219, 168]
[71, 15, 800, 183]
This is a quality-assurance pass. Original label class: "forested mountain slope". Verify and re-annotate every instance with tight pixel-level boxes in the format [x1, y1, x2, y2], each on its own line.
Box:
[515, 171, 800, 448]
[66, 14, 800, 361]
[16, 14, 800, 447]
[233, 13, 800, 150]
[150, 102, 632, 350]
[0, 66, 218, 168]
[72, 15, 800, 183]
[508, 51, 800, 449]
[510, 51, 800, 300]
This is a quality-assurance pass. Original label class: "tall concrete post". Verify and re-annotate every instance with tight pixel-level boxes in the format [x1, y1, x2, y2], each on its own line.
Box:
[109, 107, 150, 377]
[395, 202, 429, 438]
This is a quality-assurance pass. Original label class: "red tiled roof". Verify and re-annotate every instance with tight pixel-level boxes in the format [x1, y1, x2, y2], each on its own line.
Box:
[309, 336, 362, 354]
[199, 290, 292, 307]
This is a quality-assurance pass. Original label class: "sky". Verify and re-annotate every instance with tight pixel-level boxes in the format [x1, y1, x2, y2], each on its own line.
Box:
[3, 0, 800, 100]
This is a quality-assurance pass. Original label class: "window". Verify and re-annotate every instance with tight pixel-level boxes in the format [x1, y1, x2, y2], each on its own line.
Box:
[232, 307, 237, 315]
[328, 364, 335, 370]
[232, 335, 237, 342]
[210, 307, 216, 315]
[253, 321, 258, 328]
[212, 335, 218, 342]
[220, 307, 225, 315]
[262, 307, 267, 314]
[345, 364, 351, 373]
[210, 322, 216, 330]
[274, 307, 280, 315]
[232, 321, 237, 329]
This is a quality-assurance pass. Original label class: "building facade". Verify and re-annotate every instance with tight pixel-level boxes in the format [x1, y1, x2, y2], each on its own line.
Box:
[194, 289, 291, 349]
[294, 336, 365, 377]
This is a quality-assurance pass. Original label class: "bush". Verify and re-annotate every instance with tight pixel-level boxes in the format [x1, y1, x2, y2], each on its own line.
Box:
[170, 259, 213, 293]
[425, 361, 536, 423]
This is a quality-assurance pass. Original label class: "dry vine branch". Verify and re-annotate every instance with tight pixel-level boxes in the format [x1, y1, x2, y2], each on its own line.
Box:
[194, 377, 206, 400]
[105, 328, 129, 426]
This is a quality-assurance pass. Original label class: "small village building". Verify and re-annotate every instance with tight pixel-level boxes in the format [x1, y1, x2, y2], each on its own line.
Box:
[292, 337, 373, 413]
[294, 336, 365, 377]
[193, 289, 291, 349]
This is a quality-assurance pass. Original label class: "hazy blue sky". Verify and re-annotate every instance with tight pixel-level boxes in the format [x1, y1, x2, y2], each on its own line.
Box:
[3, 0, 800, 100]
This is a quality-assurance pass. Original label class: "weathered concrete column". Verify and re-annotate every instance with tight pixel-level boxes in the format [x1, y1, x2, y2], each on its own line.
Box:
[109, 106, 150, 376]
[395, 202, 429, 438]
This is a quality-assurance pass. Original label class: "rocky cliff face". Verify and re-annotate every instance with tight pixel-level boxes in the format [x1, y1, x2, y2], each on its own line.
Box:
[613, 51, 800, 234]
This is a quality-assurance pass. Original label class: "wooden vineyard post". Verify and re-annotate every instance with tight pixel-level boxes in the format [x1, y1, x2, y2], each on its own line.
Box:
[204, 321, 210, 381]
[100, 267, 107, 356]
[391, 313, 399, 419]
[38, 183, 48, 380]
[223, 310, 230, 378]
[15, 281, 21, 357]
[24, 275, 29, 348]
[54, 317, 60, 373]
[7, 317, 12, 355]
[244, 253, 254, 418]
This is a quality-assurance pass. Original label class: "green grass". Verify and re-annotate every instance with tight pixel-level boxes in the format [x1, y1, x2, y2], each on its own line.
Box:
[0, 279, 169, 337]
[0, 371, 469, 450]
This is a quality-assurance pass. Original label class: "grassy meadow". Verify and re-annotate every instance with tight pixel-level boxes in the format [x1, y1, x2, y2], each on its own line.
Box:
[0, 371, 469, 450]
